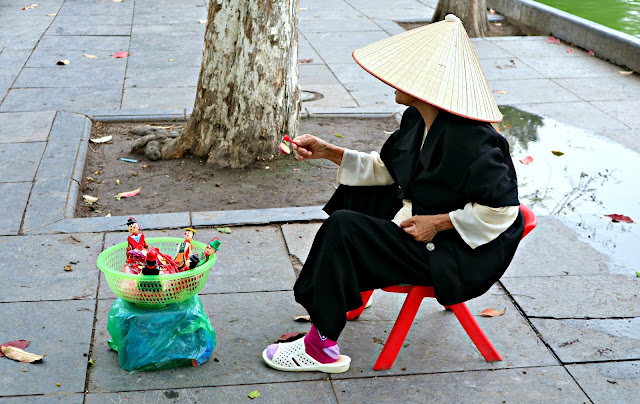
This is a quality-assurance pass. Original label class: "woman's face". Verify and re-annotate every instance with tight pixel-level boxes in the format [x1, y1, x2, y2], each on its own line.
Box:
[395, 89, 417, 106]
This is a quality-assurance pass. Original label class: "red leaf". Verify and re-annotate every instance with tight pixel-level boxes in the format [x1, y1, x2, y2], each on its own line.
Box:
[299, 59, 313, 63]
[566, 48, 574, 54]
[275, 331, 306, 343]
[546, 36, 560, 44]
[477, 308, 505, 317]
[519, 156, 534, 165]
[605, 214, 634, 223]
[113, 51, 128, 58]
[0, 340, 29, 357]
[588, 49, 595, 56]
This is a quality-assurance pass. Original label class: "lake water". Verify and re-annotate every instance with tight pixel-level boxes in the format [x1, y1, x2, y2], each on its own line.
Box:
[537, 0, 640, 38]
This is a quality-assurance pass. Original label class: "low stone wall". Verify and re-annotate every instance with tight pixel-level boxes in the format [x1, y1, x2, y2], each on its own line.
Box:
[487, 0, 640, 72]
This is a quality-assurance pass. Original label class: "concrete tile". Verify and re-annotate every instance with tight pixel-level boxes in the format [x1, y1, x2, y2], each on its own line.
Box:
[488, 79, 581, 104]
[57, 1, 133, 16]
[471, 39, 516, 59]
[333, 366, 588, 403]
[479, 58, 543, 80]
[300, 17, 381, 33]
[0, 3, 62, 16]
[191, 206, 328, 227]
[492, 38, 590, 58]
[301, 84, 358, 108]
[0, 394, 84, 403]
[126, 49, 203, 68]
[50, 14, 131, 27]
[48, 111, 88, 141]
[532, 318, 640, 363]
[26, 50, 128, 68]
[303, 31, 389, 64]
[86, 381, 337, 403]
[372, 19, 406, 36]
[328, 62, 381, 84]
[0, 182, 31, 235]
[132, 24, 206, 36]
[0, 142, 46, 183]
[36, 139, 81, 181]
[358, 8, 433, 21]
[87, 292, 326, 393]
[0, 67, 20, 89]
[515, 101, 628, 131]
[501, 275, 640, 318]
[305, 105, 404, 116]
[348, 84, 400, 107]
[22, 177, 69, 230]
[0, 300, 94, 396]
[299, 64, 340, 86]
[0, 88, 122, 112]
[14, 66, 126, 89]
[520, 56, 623, 78]
[567, 362, 640, 404]
[129, 33, 204, 53]
[0, 233, 102, 301]
[591, 100, 640, 129]
[298, 0, 356, 13]
[36, 36, 130, 52]
[281, 222, 322, 265]
[333, 284, 556, 377]
[0, 15, 53, 29]
[348, 0, 426, 8]
[0, 49, 31, 68]
[47, 24, 132, 36]
[557, 75, 640, 102]
[121, 87, 196, 110]
[124, 66, 200, 88]
[132, 10, 208, 26]
[505, 216, 609, 278]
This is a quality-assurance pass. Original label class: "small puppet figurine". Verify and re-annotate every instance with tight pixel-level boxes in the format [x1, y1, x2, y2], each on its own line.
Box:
[175, 228, 196, 267]
[138, 248, 162, 292]
[126, 217, 148, 263]
[199, 237, 221, 266]
[175, 253, 200, 273]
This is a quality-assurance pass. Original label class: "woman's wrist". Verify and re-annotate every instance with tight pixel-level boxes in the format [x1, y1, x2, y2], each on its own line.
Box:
[435, 213, 454, 232]
[327, 144, 345, 165]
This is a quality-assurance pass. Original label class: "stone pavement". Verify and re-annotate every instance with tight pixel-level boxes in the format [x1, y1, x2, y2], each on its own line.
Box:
[1, 0, 639, 402]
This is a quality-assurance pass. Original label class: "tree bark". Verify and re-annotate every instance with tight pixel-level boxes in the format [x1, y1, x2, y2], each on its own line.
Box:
[163, 0, 300, 168]
[432, 0, 488, 37]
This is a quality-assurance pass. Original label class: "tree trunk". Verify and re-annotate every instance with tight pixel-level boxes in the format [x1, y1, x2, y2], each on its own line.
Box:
[163, 0, 300, 168]
[432, 0, 488, 37]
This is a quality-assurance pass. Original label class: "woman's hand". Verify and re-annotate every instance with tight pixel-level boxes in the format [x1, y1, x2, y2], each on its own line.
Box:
[291, 134, 344, 165]
[400, 214, 454, 243]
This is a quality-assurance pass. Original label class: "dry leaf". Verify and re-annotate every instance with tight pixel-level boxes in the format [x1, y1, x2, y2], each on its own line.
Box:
[566, 48, 574, 54]
[113, 0, 124, 2]
[113, 51, 128, 58]
[335, 134, 343, 138]
[115, 179, 120, 185]
[1, 346, 46, 363]
[546, 36, 560, 44]
[619, 70, 633, 75]
[276, 331, 306, 343]
[588, 50, 595, 56]
[0, 340, 29, 357]
[83, 195, 99, 204]
[90, 135, 112, 143]
[383, 130, 395, 134]
[293, 315, 311, 322]
[198, 19, 207, 24]
[299, 58, 313, 63]
[64, 265, 72, 272]
[105, 213, 112, 217]
[604, 214, 634, 223]
[493, 22, 502, 26]
[84, 54, 98, 59]
[115, 187, 141, 200]
[493, 90, 509, 94]
[551, 150, 564, 156]
[47, 13, 56, 16]
[216, 227, 232, 234]
[489, 8, 496, 14]
[22, 4, 38, 10]
[519, 156, 534, 165]
[248, 390, 260, 399]
[56, 60, 70, 65]
[477, 308, 506, 317]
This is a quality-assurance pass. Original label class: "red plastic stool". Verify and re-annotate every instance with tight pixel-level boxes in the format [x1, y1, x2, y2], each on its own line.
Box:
[346, 204, 537, 370]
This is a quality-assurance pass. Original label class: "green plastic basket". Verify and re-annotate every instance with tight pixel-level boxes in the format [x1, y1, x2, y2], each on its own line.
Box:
[97, 237, 216, 307]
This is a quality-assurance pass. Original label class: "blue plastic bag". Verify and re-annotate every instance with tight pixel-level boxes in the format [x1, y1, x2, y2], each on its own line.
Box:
[107, 295, 216, 372]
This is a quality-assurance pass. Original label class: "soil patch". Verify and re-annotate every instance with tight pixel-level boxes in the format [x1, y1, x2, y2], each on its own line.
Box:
[77, 117, 398, 217]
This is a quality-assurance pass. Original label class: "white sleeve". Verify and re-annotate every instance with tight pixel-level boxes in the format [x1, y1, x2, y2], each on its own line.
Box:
[449, 203, 519, 249]
[337, 149, 395, 186]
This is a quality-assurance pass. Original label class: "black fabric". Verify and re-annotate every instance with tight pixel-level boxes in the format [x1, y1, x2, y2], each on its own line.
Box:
[293, 107, 524, 341]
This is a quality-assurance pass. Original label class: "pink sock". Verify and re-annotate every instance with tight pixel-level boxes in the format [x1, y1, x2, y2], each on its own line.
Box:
[303, 324, 340, 364]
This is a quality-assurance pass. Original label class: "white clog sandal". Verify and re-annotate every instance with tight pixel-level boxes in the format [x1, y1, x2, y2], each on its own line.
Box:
[262, 338, 351, 373]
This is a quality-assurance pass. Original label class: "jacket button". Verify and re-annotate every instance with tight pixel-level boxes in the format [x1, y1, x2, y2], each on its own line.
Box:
[426, 242, 435, 251]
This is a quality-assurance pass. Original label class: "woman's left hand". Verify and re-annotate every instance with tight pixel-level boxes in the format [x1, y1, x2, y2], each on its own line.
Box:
[400, 214, 453, 243]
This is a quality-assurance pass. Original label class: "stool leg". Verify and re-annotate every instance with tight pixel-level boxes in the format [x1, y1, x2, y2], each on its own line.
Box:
[374, 289, 423, 370]
[346, 290, 374, 320]
[449, 303, 502, 362]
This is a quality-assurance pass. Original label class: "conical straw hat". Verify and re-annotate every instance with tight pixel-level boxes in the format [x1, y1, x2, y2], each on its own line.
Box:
[353, 14, 502, 122]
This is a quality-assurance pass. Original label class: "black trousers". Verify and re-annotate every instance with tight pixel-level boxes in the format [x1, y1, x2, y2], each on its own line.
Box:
[293, 185, 433, 341]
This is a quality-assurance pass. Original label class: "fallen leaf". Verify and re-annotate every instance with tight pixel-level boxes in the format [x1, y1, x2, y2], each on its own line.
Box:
[546, 36, 560, 44]
[635, 270, 640, 277]
[248, 390, 260, 399]
[115, 187, 141, 200]
[558, 338, 579, 347]
[88, 357, 94, 366]
[216, 227, 232, 234]
[22, 4, 38, 10]
[89, 135, 112, 143]
[493, 22, 502, 26]
[604, 214, 634, 223]
[1, 346, 46, 363]
[113, 0, 123, 2]
[299, 58, 313, 63]
[83, 195, 99, 204]
[47, 13, 56, 16]
[0, 340, 29, 357]
[198, 19, 207, 24]
[70, 235, 82, 243]
[278, 142, 291, 155]
[105, 213, 111, 217]
[588, 49, 595, 56]
[551, 150, 564, 156]
[293, 315, 311, 322]
[477, 308, 505, 317]
[519, 156, 534, 165]
[493, 90, 509, 94]
[276, 331, 306, 343]
[566, 48, 574, 54]
[56, 59, 70, 65]
[383, 130, 395, 135]
[113, 51, 128, 58]
[64, 265, 72, 272]
[115, 179, 120, 185]
[84, 54, 98, 59]
[119, 157, 138, 163]
[489, 8, 496, 14]
[619, 70, 633, 75]
[335, 134, 343, 138]
[86, 177, 94, 182]
[168, 58, 175, 62]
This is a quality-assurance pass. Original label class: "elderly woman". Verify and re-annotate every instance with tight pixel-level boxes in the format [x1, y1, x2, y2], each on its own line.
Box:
[263, 15, 524, 373]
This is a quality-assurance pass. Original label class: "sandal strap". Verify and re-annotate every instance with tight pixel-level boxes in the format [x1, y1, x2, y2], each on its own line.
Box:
[271, 338, 321, 369]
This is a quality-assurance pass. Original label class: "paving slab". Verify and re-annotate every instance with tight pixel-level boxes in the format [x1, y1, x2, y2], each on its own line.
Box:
[299, 64, 341, 86]
[22, 177, 69, 230]
[0, 233, 102, 302]
[303, 31, 389, 64]
[515, 101, 628, 131]
[358, 7, 434, 21]
[0, 142, 46, 183]
[332, 366, 588, 403]
[0, 394, 84, 403]
[88, 292, 326, 393]
[299, 17, 381, 34]
[298, 34, 322, 64]
[470, 38, 516, 59]
[301, 84, 358, 108]
[552, 75, 640, 101]
[49, 14, 132, 28]
[57, 1, 133, 16]
[0, 300, 95, 396]
[0, 182, 31, 235]
[47, 24, 132, 36]
[125, 49, 204, 69]
[121, 87, 196, 110]
[281, 222, 322, 265]
[13, 66, 126, 89]
[86, 381, 337, 404]
[0, 49, 31, 69]
[479, 58, 544, 80]
[333, 285, 556, 378]
[25, 50, 128, 68]
[505, 216, 610, 278]
[491, 36, 590, 58]
[0, 88, 122, 112]
[132, 24, 206, 36]
[191, 206, 328, 227]
[129, 33, 204, 53]
[488, 78, 581, 105]
[35, 35, 130, 52]
[372, 19, 406, 36]
[124, 66, 200, 88]
[567, 361, 640, 404]
[591, 99, 640, 129]
[132, 12, 208, 27]
[520, 55, 623, 78]
[47, 110, 88, 141]
[501, 275, 640, 318]
[532, 317, 640, 363]
[0, 67, 20, 90]
[347, 85, 397, 107]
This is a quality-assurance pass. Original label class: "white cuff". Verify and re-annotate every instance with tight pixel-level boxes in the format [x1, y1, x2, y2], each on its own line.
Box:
[450, 203, 519, 249]
[337, 149, 394, 186]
